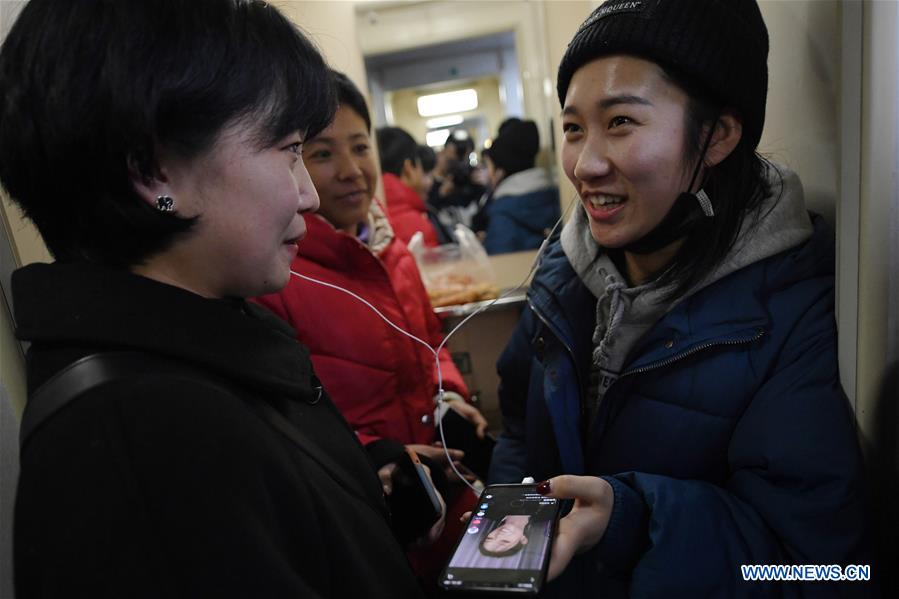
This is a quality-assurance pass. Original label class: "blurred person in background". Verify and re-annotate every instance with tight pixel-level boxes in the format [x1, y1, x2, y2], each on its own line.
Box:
[480, 118, 560, 254]
[416, 144, 455, 244]
[428, 130, 486, 230]
[376, 126, 442, 247]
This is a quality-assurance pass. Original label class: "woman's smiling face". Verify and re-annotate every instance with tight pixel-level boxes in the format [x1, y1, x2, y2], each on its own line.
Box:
[142, 120, 319, 299]
[561, 54, 695, 249]
[302, 105, 377, 234]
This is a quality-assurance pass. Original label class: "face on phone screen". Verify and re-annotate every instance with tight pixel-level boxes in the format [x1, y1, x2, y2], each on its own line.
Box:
[440, 484, 560, 594]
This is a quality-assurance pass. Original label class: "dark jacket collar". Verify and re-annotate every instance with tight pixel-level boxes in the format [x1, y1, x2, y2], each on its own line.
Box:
[13, 262, 312, 398]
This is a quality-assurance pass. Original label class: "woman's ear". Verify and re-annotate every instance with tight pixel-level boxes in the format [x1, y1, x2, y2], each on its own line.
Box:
[400, 157, 413, 179]
[127, 153, 172, 209]
[490, 167, 506, 188]
[401, 157, 421, 185]
[704, 111, 743, 168]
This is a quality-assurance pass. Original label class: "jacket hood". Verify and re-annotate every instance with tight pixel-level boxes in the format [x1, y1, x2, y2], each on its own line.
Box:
[494, 167, 555, 200]
[554, 163, 815, 383]
[13, 262, 311, 398]
[366, 200, 395, 254]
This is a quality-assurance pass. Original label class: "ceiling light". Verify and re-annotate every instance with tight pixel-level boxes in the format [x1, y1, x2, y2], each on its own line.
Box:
[417, 89, 478, 117]
[426, 129, 451, 147]
[426, 115, 465, 129]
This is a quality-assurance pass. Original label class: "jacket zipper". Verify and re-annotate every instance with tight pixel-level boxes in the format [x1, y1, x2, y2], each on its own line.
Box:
[619, 328, 767, 378]
[526, 296, 589, 432]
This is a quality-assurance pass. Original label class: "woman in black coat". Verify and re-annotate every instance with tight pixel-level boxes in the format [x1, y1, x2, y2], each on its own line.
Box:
[0, 1, 427, 597]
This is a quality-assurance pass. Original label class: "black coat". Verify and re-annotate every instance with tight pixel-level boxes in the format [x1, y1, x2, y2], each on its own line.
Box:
[13, 262, 424, 598]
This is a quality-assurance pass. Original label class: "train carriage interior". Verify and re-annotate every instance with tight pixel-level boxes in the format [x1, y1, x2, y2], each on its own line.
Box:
[1, 0, 897, 596]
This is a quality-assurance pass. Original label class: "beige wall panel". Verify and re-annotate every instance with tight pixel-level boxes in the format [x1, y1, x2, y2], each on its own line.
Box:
[276, 1, 384, 197]
[541, 1, 594, 215]
[759, 0, 840, 224]
[856, 0, 896, 446]
[276, 1, 368, 91]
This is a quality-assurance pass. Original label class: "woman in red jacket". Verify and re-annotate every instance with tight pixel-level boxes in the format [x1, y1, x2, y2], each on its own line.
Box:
[255, 70, 487, 591]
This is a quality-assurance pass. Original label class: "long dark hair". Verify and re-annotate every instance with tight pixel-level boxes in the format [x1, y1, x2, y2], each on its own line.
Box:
[478, 516, 532, 558]
[638, 65, 781, 299]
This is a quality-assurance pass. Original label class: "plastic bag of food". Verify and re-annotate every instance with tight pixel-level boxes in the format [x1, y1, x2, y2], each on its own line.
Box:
[408, 225, 499, 308]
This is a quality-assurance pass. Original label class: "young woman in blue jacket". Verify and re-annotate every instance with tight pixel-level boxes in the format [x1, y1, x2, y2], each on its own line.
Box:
[488, 0, 875, 596]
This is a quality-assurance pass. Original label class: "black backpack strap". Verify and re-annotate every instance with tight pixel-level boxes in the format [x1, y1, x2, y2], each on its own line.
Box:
[19, 351, 188, 450]
[19, 350, 394, 522]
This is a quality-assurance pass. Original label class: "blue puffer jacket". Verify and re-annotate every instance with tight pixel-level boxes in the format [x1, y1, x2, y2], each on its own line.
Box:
[490, 217, 874, 597]
[484, 167, 561, 255]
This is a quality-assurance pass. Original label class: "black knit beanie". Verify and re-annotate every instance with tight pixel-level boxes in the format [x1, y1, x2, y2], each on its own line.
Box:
[484, 118, 540, 177]
[557, 0, 769, 150]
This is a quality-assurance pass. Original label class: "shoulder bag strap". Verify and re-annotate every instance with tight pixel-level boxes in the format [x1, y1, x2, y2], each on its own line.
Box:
[19, 351, 189, 450]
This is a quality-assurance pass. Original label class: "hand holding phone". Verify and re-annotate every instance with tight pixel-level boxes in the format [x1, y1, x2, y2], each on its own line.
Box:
[437, 405, 496, 481]
[538, 475, 614, 582]
[386, 447, 445, 547]
[440, 484, 561, 594]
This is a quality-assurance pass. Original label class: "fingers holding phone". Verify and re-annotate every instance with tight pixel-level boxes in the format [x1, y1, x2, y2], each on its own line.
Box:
[536, 475, 614, 582]
[414, 461, 447, 547]
[407, 443, 467, 482]
[407, 443, 464, 465]
[428, 441, 478, 484]
[377, 462, 399, 495]
[387, 448, 446, 548]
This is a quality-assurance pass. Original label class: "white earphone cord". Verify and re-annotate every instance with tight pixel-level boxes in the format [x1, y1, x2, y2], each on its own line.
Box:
[290, 194, 577, 492]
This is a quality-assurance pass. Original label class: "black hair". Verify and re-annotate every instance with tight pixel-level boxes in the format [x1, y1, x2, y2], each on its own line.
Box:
[376, 127, 419, 177]
[331, 70, 371, 132]
[445, 131, 475, 163]
[478, 516, 532, 558]
[416, 145, 436, 173]
[632, 65, 778, 299]
[0, 0, 335, 267]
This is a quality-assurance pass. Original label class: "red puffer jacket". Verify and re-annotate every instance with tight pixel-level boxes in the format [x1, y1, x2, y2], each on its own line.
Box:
[382, 172, 440, 247]
[255, 205, 468, 447]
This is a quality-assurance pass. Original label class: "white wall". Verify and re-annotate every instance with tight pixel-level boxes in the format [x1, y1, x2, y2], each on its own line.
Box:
[0, 1, 33, 420]
[275, 1, 368, 89]
[759, 0, 840, 224]
[277, 1, 386, 199]
[0, 197, 26, 417]
[855, 0, 898, 444]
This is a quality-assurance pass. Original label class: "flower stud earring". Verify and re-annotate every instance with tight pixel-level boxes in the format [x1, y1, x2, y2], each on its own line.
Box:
[155, 195, 175, 212]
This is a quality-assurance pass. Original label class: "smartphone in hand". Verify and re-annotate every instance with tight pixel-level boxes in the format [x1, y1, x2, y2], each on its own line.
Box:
[440, 483, 561, 594]
[437, 406, 496, 481]
[387, 447, 444, 546]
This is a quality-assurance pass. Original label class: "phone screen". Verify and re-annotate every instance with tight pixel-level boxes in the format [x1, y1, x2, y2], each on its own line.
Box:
[440, 484, 560, 594]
